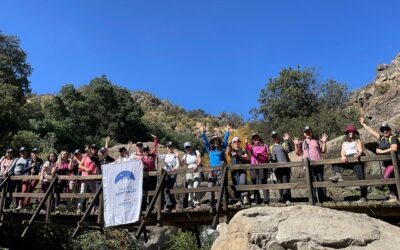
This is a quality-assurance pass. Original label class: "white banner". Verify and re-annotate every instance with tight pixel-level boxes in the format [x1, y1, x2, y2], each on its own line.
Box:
[102, 159, 143, 227]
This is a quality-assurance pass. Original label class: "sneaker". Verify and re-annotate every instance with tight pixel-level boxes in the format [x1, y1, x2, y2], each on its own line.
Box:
[234, 201, 242, 207]
[329, 173, 343, 183]
[243, 196, 250, 205]
[285, 200, 291, 206]
[16, 205, 22, 211]
[76, 203, 82, 213]
[355, 197, 367, 203]
[387, 195, 399, 204]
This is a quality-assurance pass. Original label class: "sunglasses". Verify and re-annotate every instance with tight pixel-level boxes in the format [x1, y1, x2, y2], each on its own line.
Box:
[232, 141, 241, 143]
[382, 128, 391, 132]
[184, 146, 192, 150]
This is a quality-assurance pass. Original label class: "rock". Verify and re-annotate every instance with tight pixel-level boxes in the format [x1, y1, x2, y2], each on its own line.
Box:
[376, 64, 388, 72]
[212, 205, 400, 250]
[141, 226, 179, 250]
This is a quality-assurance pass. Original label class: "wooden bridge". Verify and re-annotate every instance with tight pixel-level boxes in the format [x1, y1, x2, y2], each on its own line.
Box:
[0, 152, 399, 242]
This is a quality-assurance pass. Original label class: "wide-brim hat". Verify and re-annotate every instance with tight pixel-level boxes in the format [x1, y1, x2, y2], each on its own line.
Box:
[380, 123, 391, 132]
[210, 136, 222, 145]
[118, 147, 127, 153]
[344, 124, 359, 135]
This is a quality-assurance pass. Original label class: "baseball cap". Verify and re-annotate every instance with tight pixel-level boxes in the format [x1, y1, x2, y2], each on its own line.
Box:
[90, 144, 98, 149]
[73, 149, 82, 155]
[271, 131, 279, 137]
[32, 148, 39, 153]
[183, 142, 192, 148]
[166, 141, 173, 147]
[303, 126, 312, 132]
[380, 123, 391, 132]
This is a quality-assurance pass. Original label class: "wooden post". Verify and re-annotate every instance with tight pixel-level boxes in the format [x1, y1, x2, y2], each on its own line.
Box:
[304, 159, 314, 205]
[391, 152, 400, 202]
[97, 190, 104, 226]
[212, 164, 227, 229]
[46, 175, 57, 223]
[222, 165, 229, 222]
[21, 176, 58, 238]
[72, 184, 103, 238]
[157, 170, 165, 227]
[0, 176, 10, 222]
[135, 170, 167, 240]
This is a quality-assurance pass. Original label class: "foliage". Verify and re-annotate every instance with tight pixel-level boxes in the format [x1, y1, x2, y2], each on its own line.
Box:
[251, 67, 358, 140]
[167, 231, 199, 250]
[73, 229, 142, 250]
[375, 83, 390, 95]
[0, 31, 32, 148]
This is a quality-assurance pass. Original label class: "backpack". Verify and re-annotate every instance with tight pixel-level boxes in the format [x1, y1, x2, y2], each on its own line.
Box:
[381, 135, 400, 150]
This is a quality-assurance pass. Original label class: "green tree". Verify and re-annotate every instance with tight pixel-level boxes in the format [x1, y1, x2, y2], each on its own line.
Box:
[251, 67, 357, 141]
[0, 32, 32, 148]
[252, 67, 318, 121]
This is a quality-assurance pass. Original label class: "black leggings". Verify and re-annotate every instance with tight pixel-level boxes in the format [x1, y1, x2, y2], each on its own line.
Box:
[332, 163, 367, 198]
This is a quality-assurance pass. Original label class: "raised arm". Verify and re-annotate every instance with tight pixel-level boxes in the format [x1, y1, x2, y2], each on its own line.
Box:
[105, 136, 111, 149]
[320, 133, 328, 154]
[293, 137, 303, 157]
[201, 131, 210, 153]
[151, 135, 158, 154]
[222, 125, 231, 149]
[360, 116, 380, 139]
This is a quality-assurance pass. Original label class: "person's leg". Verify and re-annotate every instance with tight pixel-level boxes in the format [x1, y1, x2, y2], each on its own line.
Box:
[250, 169, 260, 204]
[260, 169, 270, 204]
[77, 182, 86, 212]
[193, 173, 201, 205]
[164, 175, 173, 207]
[16, 180, 23, 209]
[281, 168, 291, 202]
[314, 165, 325, 202]
[352, 163, 367, 199]
[186, 173, 194, 206]
[207, 172, 216, 206]
[239, 171, 247, 202]
[21, 180, 30, 208]
[275, 168, 283, 201]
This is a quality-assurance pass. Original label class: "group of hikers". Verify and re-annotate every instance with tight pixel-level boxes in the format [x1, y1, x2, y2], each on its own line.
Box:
[0, 116, 399, 214]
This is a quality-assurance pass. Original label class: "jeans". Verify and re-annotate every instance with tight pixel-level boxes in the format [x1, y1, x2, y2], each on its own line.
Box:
[142, 175, 157, 210]
[231, 170, 247, 202]
[186, 172, 201, 205]
[208, 171, 223, 206]
[332, 163, 367, 198]
[311, 165, 325, 202]
[274, 167, 291, 202]
[164, 175, 176, 207]
[250, 168, 270, 204]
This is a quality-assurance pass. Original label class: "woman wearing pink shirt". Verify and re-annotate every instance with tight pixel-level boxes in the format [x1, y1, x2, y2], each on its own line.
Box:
[294, 126, 328, 203]
[139, 135, 158, 210]
[245, 133, 270, 205]
[53, 151, 70, 210]
[77, 153, 97, 213]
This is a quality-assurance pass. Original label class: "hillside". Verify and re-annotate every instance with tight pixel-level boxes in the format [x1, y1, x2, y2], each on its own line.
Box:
[131, 91, 244, 139]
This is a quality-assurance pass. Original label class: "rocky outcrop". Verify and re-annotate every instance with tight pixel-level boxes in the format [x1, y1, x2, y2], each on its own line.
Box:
[212, 205, 400, 250]
[353, 53, 400, 125]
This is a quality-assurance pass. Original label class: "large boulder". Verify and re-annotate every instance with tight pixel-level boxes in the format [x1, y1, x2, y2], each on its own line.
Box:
[212, 205, 400, 250]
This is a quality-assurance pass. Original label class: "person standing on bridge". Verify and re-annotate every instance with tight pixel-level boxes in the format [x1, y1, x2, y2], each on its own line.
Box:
[53, 150, 70, 212]
[245, 133, 270, 205]
[269, 131, 292, 205]
[137, 135, 158, 210]
[12, 147, 32, 211]
[227, 136, 249, 207]
[201, 124, 230, 209]
[163, 141, 180, 211]
[360, 117, 399, 203]
[294, 126, 328, 203]
[23, 148, 43, 206]
[1, 149, 17, 209]
[329, 124, 367, 203]
[181, 141, 202, 209]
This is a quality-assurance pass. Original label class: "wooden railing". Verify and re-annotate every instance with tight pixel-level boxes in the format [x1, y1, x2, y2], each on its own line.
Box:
[0, 152, 399, 240]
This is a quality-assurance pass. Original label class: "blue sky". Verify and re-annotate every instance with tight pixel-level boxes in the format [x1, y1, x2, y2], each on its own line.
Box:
[1, 1, 400, 120]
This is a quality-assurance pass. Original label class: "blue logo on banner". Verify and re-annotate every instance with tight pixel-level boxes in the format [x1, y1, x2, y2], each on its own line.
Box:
[114, 170, 135, 184]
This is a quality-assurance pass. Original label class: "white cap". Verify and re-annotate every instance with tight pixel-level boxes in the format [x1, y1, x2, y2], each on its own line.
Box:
[184, 142, 192, 148]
